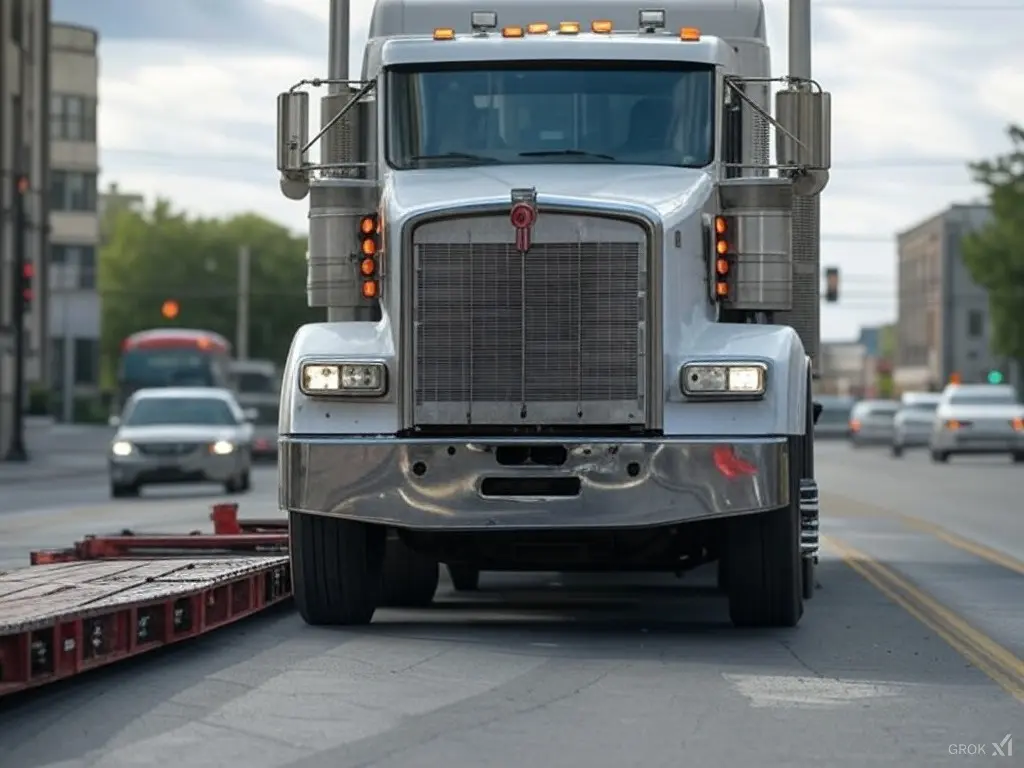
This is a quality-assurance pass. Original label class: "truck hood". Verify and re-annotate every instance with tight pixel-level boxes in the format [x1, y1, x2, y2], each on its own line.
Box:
[386, 165, 714, 227]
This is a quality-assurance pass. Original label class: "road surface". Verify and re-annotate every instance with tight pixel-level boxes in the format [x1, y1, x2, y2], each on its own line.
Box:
[0, 443, 1020, 767]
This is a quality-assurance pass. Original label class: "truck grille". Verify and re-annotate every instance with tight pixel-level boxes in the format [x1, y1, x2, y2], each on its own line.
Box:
[411, 213, 648, 426]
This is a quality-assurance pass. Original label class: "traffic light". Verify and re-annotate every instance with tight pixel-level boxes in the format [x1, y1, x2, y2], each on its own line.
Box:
[20, 263, 34, 313]
[358, 213, 380, 300]
[161, 299, 180, 320]
[987, 370, 1004, 384]
[824, 267, 840, 303]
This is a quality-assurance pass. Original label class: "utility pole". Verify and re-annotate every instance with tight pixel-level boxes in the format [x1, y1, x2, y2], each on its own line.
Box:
[328, 0, 350, 88]
[236, 245, 250, 360]
[5, 45, 29, 462]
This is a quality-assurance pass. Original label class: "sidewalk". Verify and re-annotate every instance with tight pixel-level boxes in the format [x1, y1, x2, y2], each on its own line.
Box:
[0, 452, 105, 483]
[0, 420, 110, 483]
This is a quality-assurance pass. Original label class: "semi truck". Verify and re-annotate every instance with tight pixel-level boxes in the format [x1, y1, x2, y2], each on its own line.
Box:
[274, 0, 830, 628]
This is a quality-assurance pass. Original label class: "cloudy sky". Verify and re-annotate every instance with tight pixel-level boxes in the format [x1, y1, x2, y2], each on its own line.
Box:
[53, 0, 1023, 341]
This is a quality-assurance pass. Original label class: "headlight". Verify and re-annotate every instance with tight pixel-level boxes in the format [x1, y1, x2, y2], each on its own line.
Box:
[111, 441, 133, 456]
[681, 362, 767, 397]
[300, 362, 386, 396]
[210, 440, 235, 455]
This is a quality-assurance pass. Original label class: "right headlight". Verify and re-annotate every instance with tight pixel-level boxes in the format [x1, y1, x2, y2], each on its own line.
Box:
[299, 361, 387, 397]
[111, 440, 133, 456]
[680, 362, 767, 398]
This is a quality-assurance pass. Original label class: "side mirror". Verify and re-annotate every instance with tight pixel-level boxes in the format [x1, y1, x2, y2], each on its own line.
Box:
[108, 415, 120, 428]
[243, 408, 259, 422]
[775, 86, 831, 196]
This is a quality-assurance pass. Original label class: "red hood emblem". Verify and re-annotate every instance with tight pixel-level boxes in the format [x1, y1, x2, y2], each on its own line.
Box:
[510, 188, 537, 254]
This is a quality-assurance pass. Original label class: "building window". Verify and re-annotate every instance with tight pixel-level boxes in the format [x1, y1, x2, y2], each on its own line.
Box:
[968, 310, 984, 338]
[51, 95, 98, 142]
[50, 171, 98, 212]
[74, 338, 99, 385]
[50, 244, 97, 288]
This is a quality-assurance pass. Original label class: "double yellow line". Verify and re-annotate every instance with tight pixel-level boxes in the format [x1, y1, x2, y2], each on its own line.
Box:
[824, 503, 1024, 704]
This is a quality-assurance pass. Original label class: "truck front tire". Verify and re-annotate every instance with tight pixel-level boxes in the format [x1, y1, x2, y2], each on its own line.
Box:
[381, 536, 440, 608]
[725, 436, 805, 628]
[289, 510, 386, 626]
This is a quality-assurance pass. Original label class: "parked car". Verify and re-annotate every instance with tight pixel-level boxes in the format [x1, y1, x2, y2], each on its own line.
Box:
[245, 395, 280, 461]
[814, 395, 856, 439]
[108, 387, 255, 497]
[849, 399, 899, 447]
[929, 383, 1024, 463]
[891, 391, 942, 457]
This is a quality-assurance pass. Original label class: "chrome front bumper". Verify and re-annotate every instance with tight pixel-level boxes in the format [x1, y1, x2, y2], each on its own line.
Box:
[279, 437, 790, 530]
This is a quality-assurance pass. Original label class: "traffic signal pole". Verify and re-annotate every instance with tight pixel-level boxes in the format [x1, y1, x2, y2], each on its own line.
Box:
[4, 187, 29, 463]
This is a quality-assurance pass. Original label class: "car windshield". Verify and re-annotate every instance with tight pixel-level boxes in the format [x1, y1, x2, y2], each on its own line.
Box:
[386, 61, 714, 170]
[124, 397, 238, 427]
[236, 372, 277, 395]
[858, 403, 898, 419]
[903, 402, 939, 413]
[818, 405, 852, 423]
[949, 392, 1017, 406]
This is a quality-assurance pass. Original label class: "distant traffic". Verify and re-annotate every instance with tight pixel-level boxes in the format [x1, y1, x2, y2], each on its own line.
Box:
[815, 382, 1024, 463]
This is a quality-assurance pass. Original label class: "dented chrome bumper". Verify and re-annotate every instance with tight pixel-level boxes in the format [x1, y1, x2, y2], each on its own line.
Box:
[279, 436, 790, 530]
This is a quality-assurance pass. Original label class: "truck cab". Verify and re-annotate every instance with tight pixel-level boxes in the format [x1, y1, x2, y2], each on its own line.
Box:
[274, 0, 830, 630]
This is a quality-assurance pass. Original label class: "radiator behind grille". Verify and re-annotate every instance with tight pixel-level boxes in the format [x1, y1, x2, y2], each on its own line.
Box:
[412, 217, 647, 426]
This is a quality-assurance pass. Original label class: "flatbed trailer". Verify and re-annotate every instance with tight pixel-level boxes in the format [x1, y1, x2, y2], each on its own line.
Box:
[0, 504, 292, 697]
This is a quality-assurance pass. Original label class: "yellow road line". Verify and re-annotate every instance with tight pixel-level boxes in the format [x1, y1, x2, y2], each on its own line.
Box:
[824, 534, 1024, 704]
[821, 493, 1024, 577]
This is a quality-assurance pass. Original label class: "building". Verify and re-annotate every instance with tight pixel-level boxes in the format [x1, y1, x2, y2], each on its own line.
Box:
[48, 22, 100, 422]
[893, 204, 1006, 391]
[1, 0, 50, 452]
[818, 340, 867, 397]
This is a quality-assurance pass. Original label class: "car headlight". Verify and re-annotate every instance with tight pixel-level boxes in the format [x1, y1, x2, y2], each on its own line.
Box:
[210, 440, 235, 455]
[681, 362, 767, 397]
[111, 441, 133, 457]
[300, 362, 387, 396]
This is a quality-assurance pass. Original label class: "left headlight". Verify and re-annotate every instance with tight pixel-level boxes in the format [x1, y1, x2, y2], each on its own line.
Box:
[210, 440, 235, 455]
[299, 362, 387, 396]
[111, 440, 133, 457]
[680, 362, 767, 398]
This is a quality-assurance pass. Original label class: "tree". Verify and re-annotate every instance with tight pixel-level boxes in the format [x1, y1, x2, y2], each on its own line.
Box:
[962, 125, 1024, 374]
[99, 198, 318, 386]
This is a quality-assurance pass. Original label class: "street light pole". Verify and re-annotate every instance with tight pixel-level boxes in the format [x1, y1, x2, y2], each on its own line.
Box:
[236, 245, 250, 360]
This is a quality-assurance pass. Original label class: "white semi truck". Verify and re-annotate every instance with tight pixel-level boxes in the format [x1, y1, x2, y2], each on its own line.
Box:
[275, 0, 829, 628]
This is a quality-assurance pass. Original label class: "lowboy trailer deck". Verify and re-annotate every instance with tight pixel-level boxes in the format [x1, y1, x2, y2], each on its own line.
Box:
[0, 505, 291, 697]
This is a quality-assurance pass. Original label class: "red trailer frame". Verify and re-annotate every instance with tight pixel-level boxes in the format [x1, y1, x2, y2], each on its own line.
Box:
[0, 504, 291, 697]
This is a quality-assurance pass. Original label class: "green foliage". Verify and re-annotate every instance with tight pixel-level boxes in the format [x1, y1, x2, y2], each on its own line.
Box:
[962, 125, 1024, 362]
[99, 198, 317, 385]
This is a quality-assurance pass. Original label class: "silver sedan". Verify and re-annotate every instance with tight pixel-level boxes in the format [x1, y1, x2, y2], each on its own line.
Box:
[929, 384, 1024, 463]
[108, 387, 255, 497]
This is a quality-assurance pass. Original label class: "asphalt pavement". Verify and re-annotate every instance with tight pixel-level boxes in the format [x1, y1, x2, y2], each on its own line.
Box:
[0, 442, 1021, 767]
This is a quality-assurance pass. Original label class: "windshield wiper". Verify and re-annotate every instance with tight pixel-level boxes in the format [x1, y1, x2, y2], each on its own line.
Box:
[518, 150, 617, 161]
[410, 152, 500, 164]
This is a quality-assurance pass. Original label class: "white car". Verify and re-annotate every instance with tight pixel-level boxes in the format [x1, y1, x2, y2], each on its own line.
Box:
[891, 391, 942, 457]
[849, 399, 899, 447]
[929, 383, 1024, 463]
[108, 387, 256, 497]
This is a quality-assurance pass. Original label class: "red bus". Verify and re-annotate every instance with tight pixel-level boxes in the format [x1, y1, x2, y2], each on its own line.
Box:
[115, 329, 235, 411]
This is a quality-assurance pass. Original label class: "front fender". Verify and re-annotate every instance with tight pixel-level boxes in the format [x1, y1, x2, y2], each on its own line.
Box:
[664, 323, 808, 436]
[279, 320, 401, 435]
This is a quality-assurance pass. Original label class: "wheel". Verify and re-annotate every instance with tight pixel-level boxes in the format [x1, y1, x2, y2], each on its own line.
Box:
[724, 442, 804, 628]
[930, 451, 949, 463]
[110, 482, 138, 498]
[891, 443, 903, 458]
[240, 470, 251, 491]
[447, 564, 480, 592]
[1012, 452, 1024, 463]
[381, 536, 440, 608]
[289, 509, 386, 625]
[224, 471, 249, 494]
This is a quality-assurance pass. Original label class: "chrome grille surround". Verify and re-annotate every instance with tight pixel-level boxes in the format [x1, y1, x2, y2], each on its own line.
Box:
[409, 211, 650, 427]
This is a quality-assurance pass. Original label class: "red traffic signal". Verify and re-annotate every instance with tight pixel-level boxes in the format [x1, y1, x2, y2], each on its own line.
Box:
[15, 175, 29, 195]
[21, 263, 34, 308]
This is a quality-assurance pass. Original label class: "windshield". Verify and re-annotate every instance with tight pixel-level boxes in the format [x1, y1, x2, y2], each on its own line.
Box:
[903, 402, 939, 413]
[120, 349, 216, 388]
[949, 392, 1017, 406]
[236, 372, 278, 395]
[124, 397, 238, 427]
[856, 403, 898, 418]
[817, 405, 852, 423]
[386, 61, 714, 170]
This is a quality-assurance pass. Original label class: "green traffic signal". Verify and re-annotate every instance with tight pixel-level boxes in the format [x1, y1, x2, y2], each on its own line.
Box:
[987, 370, 1003, 384]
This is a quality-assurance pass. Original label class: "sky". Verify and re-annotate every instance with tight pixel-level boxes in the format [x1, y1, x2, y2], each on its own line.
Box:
[53, 0, 1024, 341]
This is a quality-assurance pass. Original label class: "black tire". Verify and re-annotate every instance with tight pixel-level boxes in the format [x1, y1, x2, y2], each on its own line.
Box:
[381, 536, 440, 608]
[725, 442, 804, 628]
[1012, 452, 1024, 464]
[289, 509, 386, 626]
[931, 451, 949, 463]
[110, 482, 138, 498]
[447, 564, 480, 592]
[240, 470, 251, 491]
[891, 444, 903, 458]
